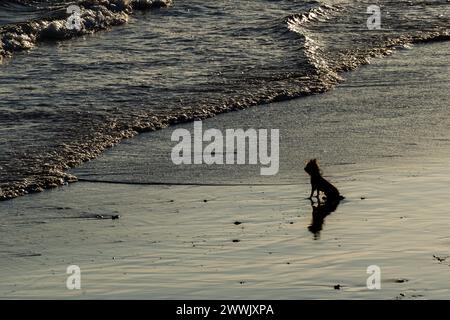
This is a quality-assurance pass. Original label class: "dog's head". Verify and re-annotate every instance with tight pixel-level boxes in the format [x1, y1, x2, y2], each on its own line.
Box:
[304, 159, 320, 176]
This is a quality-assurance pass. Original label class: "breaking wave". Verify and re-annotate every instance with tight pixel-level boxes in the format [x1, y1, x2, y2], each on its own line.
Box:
[0, 0, 172, 60]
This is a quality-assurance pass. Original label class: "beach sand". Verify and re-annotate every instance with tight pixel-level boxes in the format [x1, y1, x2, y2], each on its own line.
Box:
[0, 41, 449, 299]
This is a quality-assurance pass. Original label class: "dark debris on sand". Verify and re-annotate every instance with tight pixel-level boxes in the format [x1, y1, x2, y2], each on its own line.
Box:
[433, 254, 449, 263]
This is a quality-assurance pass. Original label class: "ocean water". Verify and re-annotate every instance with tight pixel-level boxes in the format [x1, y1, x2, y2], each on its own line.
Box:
[0, 0, 449, 200]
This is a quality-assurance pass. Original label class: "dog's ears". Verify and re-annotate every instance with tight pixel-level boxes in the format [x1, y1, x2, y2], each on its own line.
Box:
[305, 159, 320, 165]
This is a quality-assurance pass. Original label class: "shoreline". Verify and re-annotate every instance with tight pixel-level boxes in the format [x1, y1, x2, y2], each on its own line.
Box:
[1, 28, 449, 201]
[0, 40, 449, 299]
[71, 41, 450, 186]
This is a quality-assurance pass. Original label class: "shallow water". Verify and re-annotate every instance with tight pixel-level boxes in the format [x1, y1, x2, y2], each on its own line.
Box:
[0, 0, 449, 200]
[72, 42, 450, 185]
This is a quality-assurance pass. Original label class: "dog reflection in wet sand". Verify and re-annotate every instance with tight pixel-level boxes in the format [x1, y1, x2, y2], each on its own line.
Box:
[308, 198, 341, 239]
[304, 159, 344, 239]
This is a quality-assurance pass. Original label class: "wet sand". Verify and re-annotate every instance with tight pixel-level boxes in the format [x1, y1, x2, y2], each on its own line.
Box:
[0, 41, 450, 299]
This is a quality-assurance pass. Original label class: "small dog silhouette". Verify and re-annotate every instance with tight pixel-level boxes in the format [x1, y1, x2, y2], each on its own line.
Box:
[304, 159, 344, 201]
